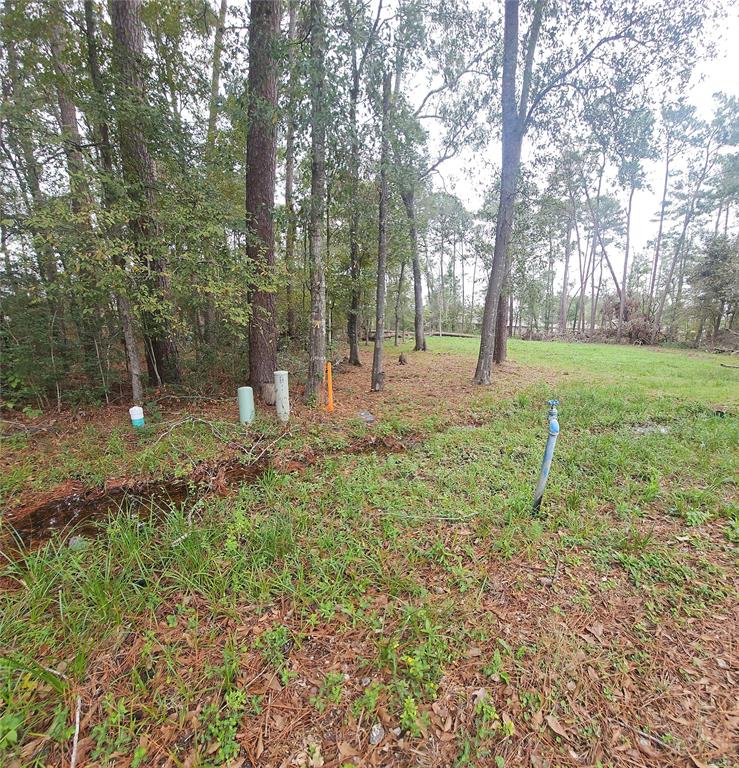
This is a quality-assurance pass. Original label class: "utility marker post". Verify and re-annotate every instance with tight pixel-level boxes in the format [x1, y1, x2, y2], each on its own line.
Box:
[326, 362, 334, 412]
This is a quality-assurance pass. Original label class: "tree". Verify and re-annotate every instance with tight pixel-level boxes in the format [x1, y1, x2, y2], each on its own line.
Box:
[284, 0, 298, 341]
[305, 0, 327, 403]
[652, 108, 729, 340]
[246, 0, 281, 401]
[475, 0, 543, 384]
[691, 235, 738, 344]
[109, 0, 180, 385]
[476, 0, 709, 380]
[83, 0, 143, 403]
[614, 105, 654, 340]
[343, 0, 383, 365]
[371, 72, 391, 391]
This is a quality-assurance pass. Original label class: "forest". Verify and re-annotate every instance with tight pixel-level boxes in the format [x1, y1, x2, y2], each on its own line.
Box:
[1, 0, 736, 410]
[1, 2, 738, 768]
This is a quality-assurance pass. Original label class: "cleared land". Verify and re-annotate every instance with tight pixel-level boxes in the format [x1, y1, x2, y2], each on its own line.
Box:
[1, 339, 737, 767]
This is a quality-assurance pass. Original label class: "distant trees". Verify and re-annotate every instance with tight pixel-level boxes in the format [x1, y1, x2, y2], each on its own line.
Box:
[0, 0, 734, 412]
[474, 0, 714, 383]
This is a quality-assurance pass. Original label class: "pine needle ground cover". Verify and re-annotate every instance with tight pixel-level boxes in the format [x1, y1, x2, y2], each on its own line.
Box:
[1, 339, 737, 767]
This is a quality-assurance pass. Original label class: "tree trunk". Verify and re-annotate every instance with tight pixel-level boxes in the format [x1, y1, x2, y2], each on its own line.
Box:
[470, 250, 477, 327]
[401, 188, 426, 351]
[347, 73, 363, 366]
[493, 292, 508, 363]
[284, 0, 298, 342]
[617, 183, 636, 341]
[50, 17, 102, 379]
[109, 0, 180, 385]
[669, 235, 690, 340]
[246, 0, 280, 399]
[305, 0, 327, 402]
[558, 215, 572, 332]
[394, 260, 406, 345]
[647, 143, 670, 318]
[475, 0, 543, 382]
[203, 0, 228, 344]
[50, 24, 88, 210]
[544, 231, 554, 332]
[653, 142, 712, 341]
[206, 0, 228, 150]
[371, 73, 391, 392]
[84, 0, 143, 403]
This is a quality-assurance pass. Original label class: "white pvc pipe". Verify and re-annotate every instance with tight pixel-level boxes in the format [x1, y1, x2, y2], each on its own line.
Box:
[274, 370, 290, 423]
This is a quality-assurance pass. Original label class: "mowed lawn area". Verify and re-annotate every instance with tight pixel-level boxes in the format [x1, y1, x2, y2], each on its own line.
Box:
[1, 339, 737, 767]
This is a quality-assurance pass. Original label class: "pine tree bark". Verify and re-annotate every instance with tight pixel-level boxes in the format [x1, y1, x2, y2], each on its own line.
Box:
[246, 0, 280, 399]
[371, 73, 392, 391]
[109, 0, 180, 385]
[284, 0, 298, 341]
[305, 0, 327, 402]
[493, 291, 508, 363]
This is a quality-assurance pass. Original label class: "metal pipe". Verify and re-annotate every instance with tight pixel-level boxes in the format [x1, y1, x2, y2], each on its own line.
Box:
[532, 399, 559, 513]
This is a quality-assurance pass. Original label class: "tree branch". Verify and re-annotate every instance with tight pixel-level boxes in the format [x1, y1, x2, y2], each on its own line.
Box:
[525, 30, 632, 130]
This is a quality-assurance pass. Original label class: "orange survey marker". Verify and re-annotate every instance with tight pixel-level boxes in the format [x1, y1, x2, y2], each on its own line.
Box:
[326, 362, 334, 413]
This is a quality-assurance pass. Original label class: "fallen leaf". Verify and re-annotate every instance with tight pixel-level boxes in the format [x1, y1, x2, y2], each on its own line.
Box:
[338, 741, 360, 758]
[586, 622, 604, 642]
[688, 755, 711, 768]
[637, 737, 661, 759]
[545, 714, 568, 739]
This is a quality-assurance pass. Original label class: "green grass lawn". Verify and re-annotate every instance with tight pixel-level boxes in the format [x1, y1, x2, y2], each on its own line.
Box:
[1, 340, 737, 767]
[425, 336, 739, 404]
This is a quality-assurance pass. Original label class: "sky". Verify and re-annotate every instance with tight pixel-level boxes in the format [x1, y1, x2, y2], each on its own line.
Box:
[425, 3, 739, 296]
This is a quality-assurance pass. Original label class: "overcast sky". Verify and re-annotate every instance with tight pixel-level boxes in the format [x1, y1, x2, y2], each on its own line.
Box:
[428, 4, 739, 294]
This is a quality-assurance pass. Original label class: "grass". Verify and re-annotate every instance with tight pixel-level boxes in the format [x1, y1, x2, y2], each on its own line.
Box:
[425, 336, 738, 404]
[1, 339, 737, 767]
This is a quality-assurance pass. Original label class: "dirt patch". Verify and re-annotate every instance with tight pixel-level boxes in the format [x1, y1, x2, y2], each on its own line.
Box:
[2, 347, 546, 537]
[2, 432, 419, 550]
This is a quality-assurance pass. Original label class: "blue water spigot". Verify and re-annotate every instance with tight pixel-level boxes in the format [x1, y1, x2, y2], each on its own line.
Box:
[533, 399, 561, 513]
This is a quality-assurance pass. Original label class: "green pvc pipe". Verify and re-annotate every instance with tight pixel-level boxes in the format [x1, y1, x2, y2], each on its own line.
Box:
[238, 386, 255, 424]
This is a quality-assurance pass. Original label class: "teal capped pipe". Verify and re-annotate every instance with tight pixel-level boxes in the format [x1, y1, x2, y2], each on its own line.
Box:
[129, 405, 145, 429]
[238, 386, 255, 424]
